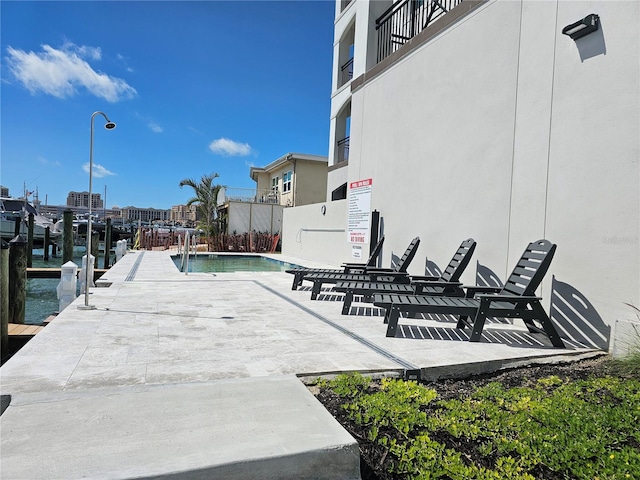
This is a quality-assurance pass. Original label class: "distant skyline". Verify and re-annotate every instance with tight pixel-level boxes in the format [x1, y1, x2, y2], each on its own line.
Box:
[1, 1, 335, 209]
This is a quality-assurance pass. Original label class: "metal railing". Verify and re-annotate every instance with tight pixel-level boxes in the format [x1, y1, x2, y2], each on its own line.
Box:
[339, 57, 354, 88]
[376, 0, 463, 63]
[337, 137, 350, 163]
[219, 187, 280, 205]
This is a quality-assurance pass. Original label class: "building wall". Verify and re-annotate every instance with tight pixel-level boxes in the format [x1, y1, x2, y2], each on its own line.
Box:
[285, 0, 640, 351]
[282, 199, 354, 265]
[227, 202, 283, 235]
[294, 160, 329, 206]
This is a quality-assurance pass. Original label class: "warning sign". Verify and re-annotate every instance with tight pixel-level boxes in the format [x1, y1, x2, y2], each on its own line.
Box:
[347, 178, 372, 244]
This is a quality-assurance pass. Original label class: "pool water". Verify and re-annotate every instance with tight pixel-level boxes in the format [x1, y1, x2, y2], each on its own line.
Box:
[173, 254, 297, 273]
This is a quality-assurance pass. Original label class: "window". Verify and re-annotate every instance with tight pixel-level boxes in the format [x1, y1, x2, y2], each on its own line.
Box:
[332, 183, 347, 201]
[271, 176, 279, 192]
[283, 171, 292, 193]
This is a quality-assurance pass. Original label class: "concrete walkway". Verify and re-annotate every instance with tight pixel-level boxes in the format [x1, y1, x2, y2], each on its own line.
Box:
[1, 250, 598, 479]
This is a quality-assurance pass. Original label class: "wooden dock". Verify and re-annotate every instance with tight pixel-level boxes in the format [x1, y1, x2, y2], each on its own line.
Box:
[8, 323, 45, 337]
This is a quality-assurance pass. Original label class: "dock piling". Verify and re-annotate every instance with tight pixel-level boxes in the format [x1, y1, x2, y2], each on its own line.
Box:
[103, 218, 112, 268]
[27, 213, 34, 268]
[63, 209, 74, 264]
[1, 242, 9, 354]
[8, 235, 27, 325]
[44, 227, 50, 261]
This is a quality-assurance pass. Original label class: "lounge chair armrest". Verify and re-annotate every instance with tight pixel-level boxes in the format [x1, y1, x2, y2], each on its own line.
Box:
[411, 279, 462, 288]
[367, 271, 409, 281]
[341, 262, 366, 268]
[476, 294, 541, 302]
[465, 286, 501, 297]
[364, 267, 395, 273]
[409, 275, 440, 281]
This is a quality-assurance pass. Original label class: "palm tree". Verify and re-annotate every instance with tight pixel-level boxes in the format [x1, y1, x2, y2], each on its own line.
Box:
[179, 173, 223, 248]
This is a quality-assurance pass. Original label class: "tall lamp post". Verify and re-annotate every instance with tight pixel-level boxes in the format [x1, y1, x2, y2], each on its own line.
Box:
[79, 111, 116, 310]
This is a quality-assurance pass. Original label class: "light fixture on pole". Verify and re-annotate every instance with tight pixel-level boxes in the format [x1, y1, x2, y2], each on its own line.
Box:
[562, 14, 599, 41]
[78, 111, 116, 310]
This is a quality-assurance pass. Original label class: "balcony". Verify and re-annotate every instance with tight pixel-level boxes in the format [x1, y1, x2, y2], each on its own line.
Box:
[339, 57, 354, 88]
[337, 136, 350, 163]
[218, 187, 280, 206]
[376, 0, 464, 63]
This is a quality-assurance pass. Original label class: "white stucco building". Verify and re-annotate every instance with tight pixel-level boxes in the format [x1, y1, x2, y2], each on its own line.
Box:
[282, 0, 640, 354]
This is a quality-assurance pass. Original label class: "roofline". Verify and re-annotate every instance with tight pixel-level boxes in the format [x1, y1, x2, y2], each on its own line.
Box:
[250, 152, 328, 181]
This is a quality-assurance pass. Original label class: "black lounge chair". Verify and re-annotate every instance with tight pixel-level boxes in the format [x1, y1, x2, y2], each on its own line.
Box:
[334, 238, 476, 314]
[373, 239, 565, 347]
[304, 237, 420, 300]
[285, 236, 385, 290]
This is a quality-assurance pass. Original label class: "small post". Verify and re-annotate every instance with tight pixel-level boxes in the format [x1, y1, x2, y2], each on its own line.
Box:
[44, 227, 50, 261]
[91, 232, 99, 269]
[56, 261, 78, 312]
[27, 213, 34, 268]
[13, 218, 20, 238]
[1, 241, 9, 354]
[63, 209, 74, 264]
[103, 218, 112, 268]
[9, 235, 27, 324]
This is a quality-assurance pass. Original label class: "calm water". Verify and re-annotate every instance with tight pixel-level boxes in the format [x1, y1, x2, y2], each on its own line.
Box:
[23, 247, 107, 325]
[173, 254, 297, 273]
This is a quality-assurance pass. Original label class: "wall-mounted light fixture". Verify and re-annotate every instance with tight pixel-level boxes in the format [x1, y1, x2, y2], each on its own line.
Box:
[562, 14, 599, 40]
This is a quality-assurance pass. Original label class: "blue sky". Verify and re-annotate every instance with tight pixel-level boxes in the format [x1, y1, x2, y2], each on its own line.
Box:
[1, 0, 335, 210]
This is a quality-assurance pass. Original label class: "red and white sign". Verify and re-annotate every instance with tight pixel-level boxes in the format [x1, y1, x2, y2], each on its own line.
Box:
[347, 178, 372, 246]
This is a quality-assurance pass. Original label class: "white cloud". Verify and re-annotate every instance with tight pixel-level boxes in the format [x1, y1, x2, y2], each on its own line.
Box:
[209, 137, 253, 156]
[82, 163, 116, 178]
[5, 42, 136, 102]
[148, 122, 163, 133]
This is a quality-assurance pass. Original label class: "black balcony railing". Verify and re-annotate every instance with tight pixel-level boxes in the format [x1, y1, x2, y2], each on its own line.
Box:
[376, 0, 463, 63]
[339, 57, 354, 87]
[337, 136, 350, 163]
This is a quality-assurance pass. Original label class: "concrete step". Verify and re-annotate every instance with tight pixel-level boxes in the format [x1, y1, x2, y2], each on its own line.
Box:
[0, 376, 360, 480]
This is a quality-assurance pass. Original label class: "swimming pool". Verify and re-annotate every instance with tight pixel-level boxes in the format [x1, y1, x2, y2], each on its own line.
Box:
[172, 254, 298, 273]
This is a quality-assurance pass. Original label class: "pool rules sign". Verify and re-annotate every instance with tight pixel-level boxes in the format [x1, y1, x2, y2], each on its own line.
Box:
[347, 178, 372, 245]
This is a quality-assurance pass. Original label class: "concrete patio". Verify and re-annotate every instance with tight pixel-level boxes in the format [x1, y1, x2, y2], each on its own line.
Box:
[0, 250, 598, 479]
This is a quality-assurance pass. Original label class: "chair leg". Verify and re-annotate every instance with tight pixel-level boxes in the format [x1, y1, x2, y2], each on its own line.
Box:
[342, 291, 353, 315]
[468, 302, 488, 342]
[386, 307, 400, 337]
[310, 281, 322, 300]
[291, 273, 301, 290]
[530, 302, 566, 348]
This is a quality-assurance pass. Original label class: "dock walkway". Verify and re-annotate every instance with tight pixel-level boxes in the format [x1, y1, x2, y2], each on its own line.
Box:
[1, 250, 598, 479]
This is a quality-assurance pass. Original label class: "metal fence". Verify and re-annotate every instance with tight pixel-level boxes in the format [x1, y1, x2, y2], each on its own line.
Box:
[376, 0, 463, 63]
[219, 187, 280, 205]
[340, 57, 354, 88]
[337, 137, 350, 163]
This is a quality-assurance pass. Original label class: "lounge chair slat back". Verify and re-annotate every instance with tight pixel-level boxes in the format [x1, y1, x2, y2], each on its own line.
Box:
[440, 238, 476, 282]
[396, 237, 420, 272]
[500, 239, 556, 297]
[365, 236, 385, 267]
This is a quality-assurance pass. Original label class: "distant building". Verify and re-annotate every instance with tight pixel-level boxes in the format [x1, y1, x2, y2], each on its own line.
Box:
[170, 204, 198, 225]
[215, 153, 328, 235]
[0, 186, 9, 197]
[120, 206, 171, 223]
[67, 191, 103, 209]
[249, 152, 328, 207]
